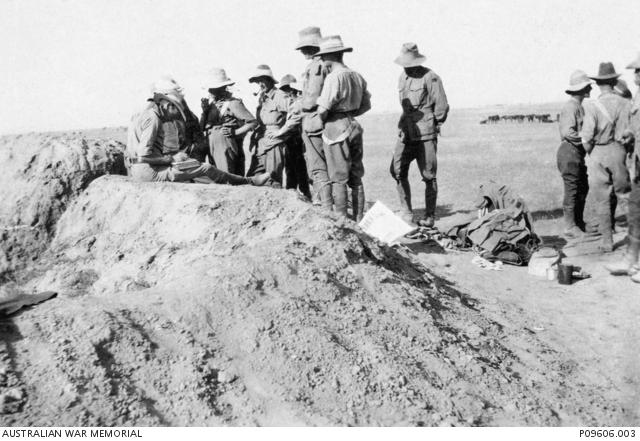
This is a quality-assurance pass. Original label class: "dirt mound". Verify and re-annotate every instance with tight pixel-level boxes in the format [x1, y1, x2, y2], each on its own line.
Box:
[0, 175, 620, 426]
[0, 134, 126, 280]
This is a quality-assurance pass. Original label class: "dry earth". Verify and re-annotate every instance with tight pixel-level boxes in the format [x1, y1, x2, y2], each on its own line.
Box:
[0, 112, 637, 426]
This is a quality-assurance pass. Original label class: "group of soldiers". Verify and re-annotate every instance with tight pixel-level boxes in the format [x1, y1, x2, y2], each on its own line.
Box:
[557, 57, 640, 283]
[126, 27, 450, 225]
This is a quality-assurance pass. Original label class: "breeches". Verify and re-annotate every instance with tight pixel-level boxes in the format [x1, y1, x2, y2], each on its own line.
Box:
[129, 162, 248, 185]
[556, 141, 588, 209]
[323, 132, 364, 187]
[587, 143, 631, 216]
[208, 129, 245, 176]
[390, 139, 437, 182]
[247, 142, 285, 185]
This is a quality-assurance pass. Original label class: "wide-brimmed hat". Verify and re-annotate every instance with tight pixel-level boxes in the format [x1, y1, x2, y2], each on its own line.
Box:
[154, 90, 186, 120]
[150, 76, 184, 98]
[615, 78, 632, 99]
[295, 26, 322, 50]
[394, 42, 426, 67]
[589, 62, 621, 81]
[279, 74, 299, 91]
[565, 70, 592, 94]
[626, 53, 640, 70]
[248, 64, 278, 83]
[315, 35, 353, 56]
[204, 68, 235, 90]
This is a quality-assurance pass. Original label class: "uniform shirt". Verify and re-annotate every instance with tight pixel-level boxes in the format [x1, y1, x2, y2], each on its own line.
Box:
[301, 56, 327, 112]
[316, 64, 371, 116]
[161, 121, 182, 154]
[276, 96, 303, 138]
[580, 91, 632, 146]
[127, 103, 165, 159]
[257, 88, 289, 128]
[201, 98, 256, 130]
[398, 66, 449, 142]
[558, 97, 584, 145]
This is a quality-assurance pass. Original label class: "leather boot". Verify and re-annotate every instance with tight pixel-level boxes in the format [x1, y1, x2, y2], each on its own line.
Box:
[332, 183, 348, 217]
[317, 181, 333, 211]
[418, 179, 437, 227]
[396, 180, 413, 222]
[563, 206, 584, 239]
[351, 185, 366, 222]
[575, 193, 587, 231]
[598, 211, 614, 252]
[248, 173, 271, 186]
[605, 236, 640, 275]
[610, 193, 618, 232]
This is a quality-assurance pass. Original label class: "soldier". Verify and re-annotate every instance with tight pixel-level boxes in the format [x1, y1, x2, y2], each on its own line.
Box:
[614, 78, 633, 100]
[200, 68, 258, 175]
[295, 26, 331, 208]
[279, 74, 311, 199]
[127, 80, 269, 186]
[606, 54, 640, 282]
[315, 35, 371, 220]
[390, 43, 449, 227]
[557, 70, 592, 239]
[580, 62, 633, 252]
[149, 76, 205, 158]
[246, 65, 290, 187]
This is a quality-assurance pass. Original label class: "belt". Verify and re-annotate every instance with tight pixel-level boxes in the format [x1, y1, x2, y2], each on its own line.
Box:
[128, 157, 149, 165]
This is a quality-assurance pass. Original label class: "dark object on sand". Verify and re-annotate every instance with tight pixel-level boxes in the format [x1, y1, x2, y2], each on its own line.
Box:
[0, 291, 57, 316]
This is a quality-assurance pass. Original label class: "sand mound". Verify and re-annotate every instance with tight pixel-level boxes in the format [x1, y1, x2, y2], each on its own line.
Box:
[0, 175, 619, 426]
[0, 134, 126, 279]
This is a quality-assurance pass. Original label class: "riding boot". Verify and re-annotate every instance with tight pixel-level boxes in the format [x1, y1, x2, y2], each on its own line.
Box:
[351, 185, 366, 222]
[332, 183, 348, 218]
[575, 193, 587, 231]
[418, 179, 437, 227]
[396, 179, 413, 222]
[598, 210, 614, 252]
[317, 181, 333, 211]
[563, 206, 584, 239]
[605, 236, 640, 275]
[610, 193, 618, 232]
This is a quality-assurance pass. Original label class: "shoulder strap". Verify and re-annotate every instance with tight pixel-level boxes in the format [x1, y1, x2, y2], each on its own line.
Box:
[593, 99, 613, 125]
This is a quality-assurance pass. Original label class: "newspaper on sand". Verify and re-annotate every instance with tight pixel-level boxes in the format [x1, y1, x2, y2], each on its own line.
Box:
[358, 201, 415, 244]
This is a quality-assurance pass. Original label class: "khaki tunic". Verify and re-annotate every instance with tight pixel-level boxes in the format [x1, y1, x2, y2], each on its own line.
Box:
[301, 56, 327, 112]
[580, 91, 632, 146]
[398, 67, 449, 142]
[558, 97, 584, 145]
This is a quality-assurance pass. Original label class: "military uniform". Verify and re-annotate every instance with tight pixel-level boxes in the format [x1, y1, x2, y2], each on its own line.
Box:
[163, 104, 203, 155]
[301, 56, 330, 205]
[603, 58, 640, 279]
[201, 98, 256, 176]
[247, 87, 290, 186]
[390, 66, 449, 223]
[127, 102, 252, 185]
[316, 64, 371, 218]
[557, 97, 589, 231]
[628, 91, 640, 241]
[581, 90, 632, 247]
[279, 96, 311, 199]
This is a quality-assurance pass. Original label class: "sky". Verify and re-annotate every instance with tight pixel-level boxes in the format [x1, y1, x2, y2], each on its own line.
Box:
[2, 0, 640, 134]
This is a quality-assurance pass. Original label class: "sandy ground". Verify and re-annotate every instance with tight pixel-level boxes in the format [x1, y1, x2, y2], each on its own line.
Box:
[407, 219, 640, 426]
[0, 108, 638, 426]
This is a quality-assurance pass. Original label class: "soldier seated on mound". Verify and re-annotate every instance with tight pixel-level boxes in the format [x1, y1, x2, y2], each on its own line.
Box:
[126, 79, 270, 187]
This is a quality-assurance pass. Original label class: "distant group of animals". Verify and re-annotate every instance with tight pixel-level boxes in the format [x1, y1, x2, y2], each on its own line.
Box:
[479, 113, 557, 124]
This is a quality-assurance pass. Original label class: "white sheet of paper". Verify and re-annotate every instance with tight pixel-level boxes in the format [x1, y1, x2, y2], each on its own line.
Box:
[358, 201, 415, 244]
